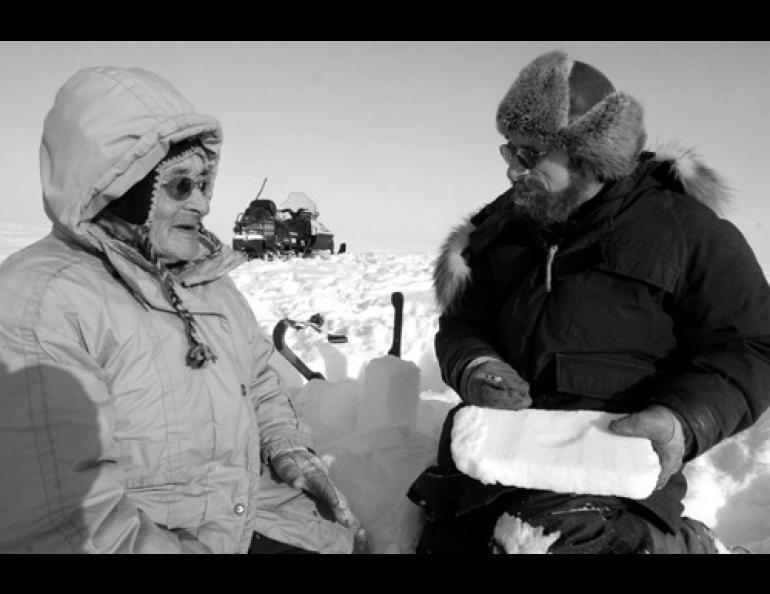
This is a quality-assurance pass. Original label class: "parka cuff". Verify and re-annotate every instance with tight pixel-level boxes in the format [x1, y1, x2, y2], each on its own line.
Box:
[261, 435, 315, 466]
[666, 408, 696, 461]
[648, 395, 720, 460]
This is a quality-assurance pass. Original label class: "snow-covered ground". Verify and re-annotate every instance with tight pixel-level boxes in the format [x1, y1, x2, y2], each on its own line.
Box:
[2, 227, 770, 553]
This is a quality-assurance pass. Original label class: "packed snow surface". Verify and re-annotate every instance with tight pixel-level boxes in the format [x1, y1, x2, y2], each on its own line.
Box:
[452, 407, 660, 500]
[493, 513, 562, 554]
[2, 231, 770, 553]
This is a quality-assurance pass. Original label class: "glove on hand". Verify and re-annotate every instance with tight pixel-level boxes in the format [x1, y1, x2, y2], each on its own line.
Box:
[272, 448, 368, 553]
[608, 404, 686, 491]
[461, 358, 532, 410]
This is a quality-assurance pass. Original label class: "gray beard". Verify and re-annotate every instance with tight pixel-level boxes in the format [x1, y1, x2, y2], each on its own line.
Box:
[512, 173, 592, 226]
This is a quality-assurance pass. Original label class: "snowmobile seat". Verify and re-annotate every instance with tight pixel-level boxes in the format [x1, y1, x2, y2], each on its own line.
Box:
[245, 199, 277, 219]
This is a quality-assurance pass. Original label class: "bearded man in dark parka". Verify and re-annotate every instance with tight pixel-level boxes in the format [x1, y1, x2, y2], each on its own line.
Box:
[408, 50, 770, 554]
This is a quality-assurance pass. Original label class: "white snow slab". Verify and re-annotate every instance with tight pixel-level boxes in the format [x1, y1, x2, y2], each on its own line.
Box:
[357, 355, 421, 432]
[451, 407, 661, 500]
[290, 379, 360, 447]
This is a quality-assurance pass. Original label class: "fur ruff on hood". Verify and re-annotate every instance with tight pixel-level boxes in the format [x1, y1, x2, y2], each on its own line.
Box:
[433, 143, 733, 313]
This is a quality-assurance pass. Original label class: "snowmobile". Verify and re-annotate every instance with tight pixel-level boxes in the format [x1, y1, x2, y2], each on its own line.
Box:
[232, 179, 344, 259]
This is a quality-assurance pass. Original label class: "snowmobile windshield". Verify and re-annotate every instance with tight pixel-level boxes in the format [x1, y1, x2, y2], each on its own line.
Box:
[280, 192, 318, 216]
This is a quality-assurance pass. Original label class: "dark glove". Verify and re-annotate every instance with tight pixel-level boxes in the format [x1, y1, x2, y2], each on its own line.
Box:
[272, 448, 368, 553]
[608, 404, 686, 491]
[460, 358, 532, 410]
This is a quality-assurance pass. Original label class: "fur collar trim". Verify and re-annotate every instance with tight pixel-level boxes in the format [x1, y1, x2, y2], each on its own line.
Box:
[652, 141, 733, 215]
[433, 142, 732, 312]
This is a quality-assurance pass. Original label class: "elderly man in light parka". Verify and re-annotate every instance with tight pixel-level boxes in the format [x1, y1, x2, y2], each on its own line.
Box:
[0, 67, 363, 554]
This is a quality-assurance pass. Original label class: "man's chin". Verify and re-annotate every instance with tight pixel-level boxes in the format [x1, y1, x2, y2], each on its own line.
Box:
[513, 197, 571, 226]
[154, 243, 199, 265]
[513, 184, 582, 226]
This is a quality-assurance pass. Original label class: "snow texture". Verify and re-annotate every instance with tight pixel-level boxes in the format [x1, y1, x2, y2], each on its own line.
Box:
[493, 513, 561, 554]
[451, 407, 661, 500]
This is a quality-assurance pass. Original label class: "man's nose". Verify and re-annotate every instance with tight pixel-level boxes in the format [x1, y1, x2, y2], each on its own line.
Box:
[186, 187, 211, 216]
[507, 165, 530, 184]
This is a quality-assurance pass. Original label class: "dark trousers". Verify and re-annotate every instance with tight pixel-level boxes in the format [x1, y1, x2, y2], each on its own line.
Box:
[416, 491, 719, 555]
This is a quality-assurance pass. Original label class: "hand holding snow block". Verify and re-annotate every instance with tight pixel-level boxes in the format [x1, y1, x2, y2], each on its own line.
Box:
[451, 407, 660, 500]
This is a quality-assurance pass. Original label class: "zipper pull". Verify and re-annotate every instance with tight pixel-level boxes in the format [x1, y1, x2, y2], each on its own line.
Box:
[546, 245, 559, 293]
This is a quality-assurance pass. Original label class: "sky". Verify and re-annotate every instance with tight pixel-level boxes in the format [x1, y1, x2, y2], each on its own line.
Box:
[1, 41, 769, 259]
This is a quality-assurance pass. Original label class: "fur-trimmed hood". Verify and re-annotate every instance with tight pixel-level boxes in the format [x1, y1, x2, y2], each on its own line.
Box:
[433, 144, 733, 313]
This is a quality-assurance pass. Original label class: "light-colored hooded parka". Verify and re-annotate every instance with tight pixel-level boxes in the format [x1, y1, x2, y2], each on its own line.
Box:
[0, 67, 350, 553]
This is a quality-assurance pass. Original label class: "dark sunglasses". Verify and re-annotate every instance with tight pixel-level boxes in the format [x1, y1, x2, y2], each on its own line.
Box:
[163, 176, 213, 201]
[499, 142, 547, 170]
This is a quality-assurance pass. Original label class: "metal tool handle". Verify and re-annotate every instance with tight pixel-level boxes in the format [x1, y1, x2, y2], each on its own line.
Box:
[387, 292, 404, 358]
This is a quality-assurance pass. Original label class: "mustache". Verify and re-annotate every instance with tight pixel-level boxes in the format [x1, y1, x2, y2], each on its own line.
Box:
[518, 175, 548, 194]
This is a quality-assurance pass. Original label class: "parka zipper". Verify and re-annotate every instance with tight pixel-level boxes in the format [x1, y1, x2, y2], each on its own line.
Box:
[545, 245, 559, 293]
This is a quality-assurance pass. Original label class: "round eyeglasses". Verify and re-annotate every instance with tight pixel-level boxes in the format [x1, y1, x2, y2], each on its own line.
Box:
[162, 176, 213, 202]
[500, 142, 547, 170]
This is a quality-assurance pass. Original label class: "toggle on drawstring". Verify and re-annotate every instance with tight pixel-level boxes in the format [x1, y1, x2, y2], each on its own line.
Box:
[143, 226, 218, 370]
[158, 270, 218, 369]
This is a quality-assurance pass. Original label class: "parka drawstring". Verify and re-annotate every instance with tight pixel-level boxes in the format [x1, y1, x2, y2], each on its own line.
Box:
[158, 267, 218, 369]
[97, 220, 219, 369]
[545, 245, 559, 293]
[140, 224, 219, 369]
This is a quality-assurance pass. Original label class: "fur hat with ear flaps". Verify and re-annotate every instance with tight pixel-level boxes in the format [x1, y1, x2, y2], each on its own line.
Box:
[496, 50, 646, 181]
[434, 50, 734, 314]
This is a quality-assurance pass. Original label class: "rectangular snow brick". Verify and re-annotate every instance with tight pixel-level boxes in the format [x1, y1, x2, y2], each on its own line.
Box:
[451, 407, 660, 500]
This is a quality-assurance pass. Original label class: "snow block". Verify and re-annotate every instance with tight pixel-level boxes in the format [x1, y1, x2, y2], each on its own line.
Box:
[320, 424, 437, 553]
[357, 355, 421, 432]
[451, 407, 660, 500]
[292, 378, 360, 446]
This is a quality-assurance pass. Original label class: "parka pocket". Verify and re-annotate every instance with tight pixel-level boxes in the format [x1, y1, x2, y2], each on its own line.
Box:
[595, 243, 680, 294]
[560, 242, 679, 355]
[553, 353, 657, 411]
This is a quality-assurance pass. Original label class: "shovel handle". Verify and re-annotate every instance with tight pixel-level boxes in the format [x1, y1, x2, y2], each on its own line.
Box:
[388, 291, 404, 358]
